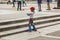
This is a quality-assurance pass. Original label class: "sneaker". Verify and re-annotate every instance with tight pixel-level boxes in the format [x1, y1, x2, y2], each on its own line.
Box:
[33, 29, 37, 31]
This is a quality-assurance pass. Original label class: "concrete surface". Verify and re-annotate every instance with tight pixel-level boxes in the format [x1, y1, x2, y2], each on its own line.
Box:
[47, 30, 60, 37]
[0, 2, 60, 40]
[29, 36, 60, 40]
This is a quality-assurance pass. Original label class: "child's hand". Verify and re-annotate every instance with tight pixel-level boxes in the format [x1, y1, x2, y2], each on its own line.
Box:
[27, 13, 30, 16]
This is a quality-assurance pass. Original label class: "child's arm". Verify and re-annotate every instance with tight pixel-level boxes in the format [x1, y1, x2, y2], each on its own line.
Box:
[27, 13, 30, 16]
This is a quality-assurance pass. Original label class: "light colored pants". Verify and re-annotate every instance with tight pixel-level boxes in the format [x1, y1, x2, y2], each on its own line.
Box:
[47, 2, 51, 9]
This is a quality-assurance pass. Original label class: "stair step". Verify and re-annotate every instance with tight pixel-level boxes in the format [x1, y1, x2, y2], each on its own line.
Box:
[0, 21, 60, 37]
[0, 15, 60, 25]
[0, 17, 60, 32]
[0, 17, 60, 29]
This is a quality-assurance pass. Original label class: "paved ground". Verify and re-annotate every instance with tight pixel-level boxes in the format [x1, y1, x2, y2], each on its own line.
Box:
[0, 2, 60, 40]
[0, 2, 59, 21]
[29, 36, 60, 40]
[0, 24, 60, 40]
[47, 30, 60, 37]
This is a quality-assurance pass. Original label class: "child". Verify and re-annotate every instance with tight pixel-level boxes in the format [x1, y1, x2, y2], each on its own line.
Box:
[27, 7, 37, 32]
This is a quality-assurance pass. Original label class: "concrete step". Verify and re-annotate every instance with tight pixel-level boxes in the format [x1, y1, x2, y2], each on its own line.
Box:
[0, 17, 60, 29]
[0, 21, 60, 38]
[0, 14, 60, 22]
[0, 15, 60, 26]
[0, 14, 60, 38]
[0, 17, 60, 32]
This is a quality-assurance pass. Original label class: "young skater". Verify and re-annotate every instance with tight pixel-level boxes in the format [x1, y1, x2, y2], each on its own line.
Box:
[27, 7, 37, 32]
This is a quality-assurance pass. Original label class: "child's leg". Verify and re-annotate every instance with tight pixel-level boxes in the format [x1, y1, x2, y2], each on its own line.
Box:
[28, 19, 33, 32]
[29, 25, 32, 31]
[30, 18, 37, 31]
[32, 25, 37, 31]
